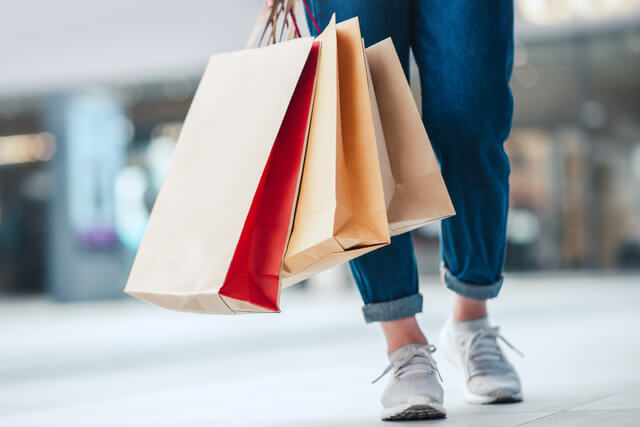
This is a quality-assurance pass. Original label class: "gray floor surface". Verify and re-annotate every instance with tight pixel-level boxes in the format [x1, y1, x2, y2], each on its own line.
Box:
[1, 273, 639, 426]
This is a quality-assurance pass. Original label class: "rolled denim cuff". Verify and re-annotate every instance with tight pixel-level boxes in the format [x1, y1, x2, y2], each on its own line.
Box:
[362, 293, 423, 323]
[441, 263, 503, 300]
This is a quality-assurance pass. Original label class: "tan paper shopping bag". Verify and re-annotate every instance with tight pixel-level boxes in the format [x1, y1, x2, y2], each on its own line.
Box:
[365, 38, 455, 235]
[282, 16, 391, 286]
[125, 38, 319, 314]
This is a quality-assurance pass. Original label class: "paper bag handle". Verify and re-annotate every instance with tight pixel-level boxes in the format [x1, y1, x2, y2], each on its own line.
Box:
[267, 0, 321, 36]
[248, 0, 321, 48]
[300, 0, 321, 34]
[286, 0, 321, 38]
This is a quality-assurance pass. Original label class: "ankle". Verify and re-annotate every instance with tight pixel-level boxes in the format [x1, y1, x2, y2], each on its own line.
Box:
[380, 316, 429, 354]
[386, 336, 428, 355]
[452, 294, 488, 321]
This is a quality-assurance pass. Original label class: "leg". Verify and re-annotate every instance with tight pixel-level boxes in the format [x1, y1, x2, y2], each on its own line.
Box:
[411, 0, 514, 299]
[349, 233, 423, 348]
[411, 0, 522, 403]
[307, 2, 446, 420]
[308, 0, 422, 343]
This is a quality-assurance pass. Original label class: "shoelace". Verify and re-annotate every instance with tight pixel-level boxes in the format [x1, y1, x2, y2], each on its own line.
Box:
[372, 344, 443, 384]
[462, 327, 524, 375]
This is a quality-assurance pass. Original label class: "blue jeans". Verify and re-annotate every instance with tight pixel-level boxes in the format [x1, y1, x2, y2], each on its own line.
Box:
[306, 0, 514, 322]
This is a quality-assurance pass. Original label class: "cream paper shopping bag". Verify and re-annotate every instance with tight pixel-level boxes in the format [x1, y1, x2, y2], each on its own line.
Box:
[125, 37, 318, 314]
[282, 17, 391, 286]
[365, 38, 455, 235]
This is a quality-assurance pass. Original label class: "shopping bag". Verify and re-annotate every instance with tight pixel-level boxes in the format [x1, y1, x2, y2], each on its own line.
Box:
[365, 38, 455, 235]
[282, 16, 391, 286]
[125, 38, 319, 313]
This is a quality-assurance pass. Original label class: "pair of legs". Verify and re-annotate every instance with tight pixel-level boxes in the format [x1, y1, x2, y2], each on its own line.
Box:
[306, 0, 513, 349]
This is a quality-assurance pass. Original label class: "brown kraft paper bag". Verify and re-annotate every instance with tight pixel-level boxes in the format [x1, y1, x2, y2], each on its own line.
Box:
[365, 38, 455, 236]
[282, 16, 391, 286]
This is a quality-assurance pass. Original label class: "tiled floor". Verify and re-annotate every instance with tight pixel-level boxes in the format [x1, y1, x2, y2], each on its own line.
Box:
[1, 272, 639, 426]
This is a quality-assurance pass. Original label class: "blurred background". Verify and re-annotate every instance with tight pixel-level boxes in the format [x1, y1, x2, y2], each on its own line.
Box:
[0, 0, 638, 301]
[1, 1, 640, 426]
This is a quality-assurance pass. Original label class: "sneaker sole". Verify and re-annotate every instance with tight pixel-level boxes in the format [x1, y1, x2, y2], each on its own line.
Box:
[465, 390, 523, 404]
[381, 401, 447, 421]
[439, 327, 523, 405]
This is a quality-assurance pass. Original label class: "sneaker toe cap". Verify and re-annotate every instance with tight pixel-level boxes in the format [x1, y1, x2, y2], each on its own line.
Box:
[382, 377, 444, 408]
[467, 374, 521, 398]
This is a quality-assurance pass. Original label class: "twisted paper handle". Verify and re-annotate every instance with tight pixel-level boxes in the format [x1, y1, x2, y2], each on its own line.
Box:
[247, 0, 321, 48]
[283, 0, 321, 38]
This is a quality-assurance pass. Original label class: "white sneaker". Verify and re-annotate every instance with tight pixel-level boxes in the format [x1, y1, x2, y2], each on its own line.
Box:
[373, 343, 446, 421]
[440, 316, 523, 404]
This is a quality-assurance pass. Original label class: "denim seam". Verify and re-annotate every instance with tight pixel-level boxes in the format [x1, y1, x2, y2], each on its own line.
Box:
[362, 293, 423, 323]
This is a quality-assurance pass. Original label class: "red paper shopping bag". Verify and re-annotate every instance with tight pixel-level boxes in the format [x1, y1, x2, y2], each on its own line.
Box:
[219, 43, 320, 312]
[125, 39, 319, 314]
